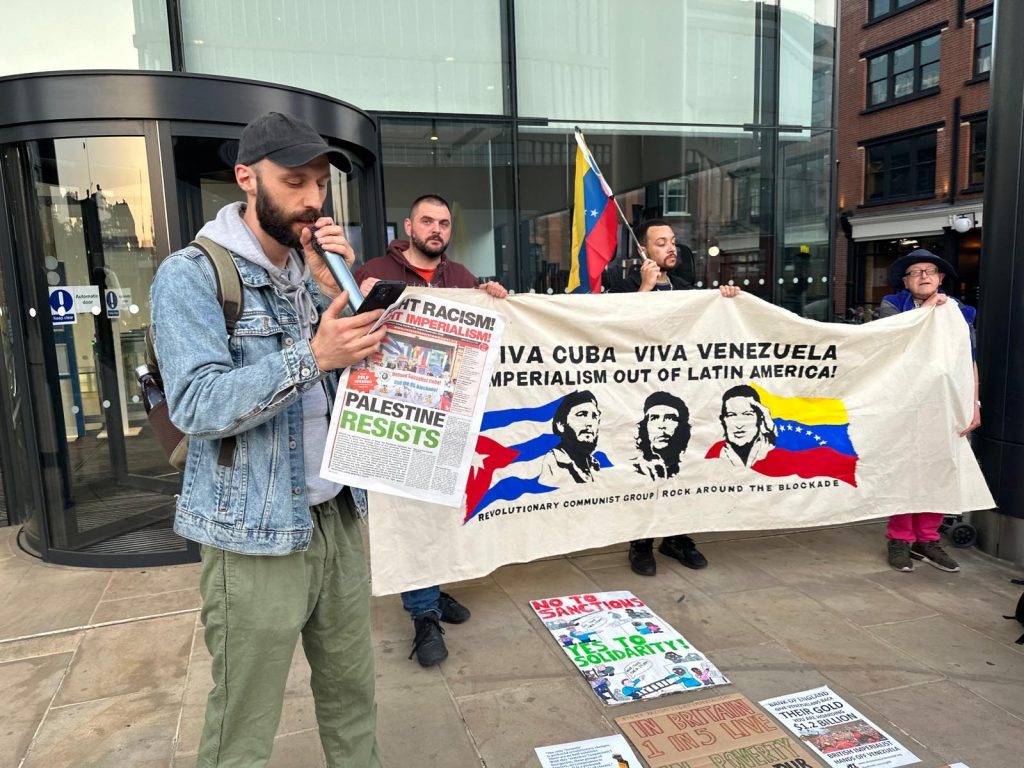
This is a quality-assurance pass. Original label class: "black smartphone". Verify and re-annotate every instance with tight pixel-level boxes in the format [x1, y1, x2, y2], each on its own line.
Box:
[357, 280, 405, 313]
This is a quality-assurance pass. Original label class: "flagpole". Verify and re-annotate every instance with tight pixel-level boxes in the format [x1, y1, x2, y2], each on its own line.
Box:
[574, 126, 646, 259]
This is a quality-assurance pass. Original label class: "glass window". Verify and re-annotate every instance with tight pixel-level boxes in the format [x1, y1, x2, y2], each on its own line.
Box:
[869, 0, 927, 22]
[969, 120, 987, 188]
[864, 131, 936, 203]
[516, 124, 774, 300]
[974, 14, 993, 76]
[893, 45, 915, 98]
[779, 0, 836, 129]
[0, 0, 171, 76]
[180, 0, 505, 114]
[780, 132, 831, 320]
[866, 34, 940, 108]
[919, 35, 940, 89]
[379, 118, 514, 283]
[171, 136, 246, 245]
[660, 177, 689, 216]
[868, 57, 889, 106]
[515, 0, 759, 125]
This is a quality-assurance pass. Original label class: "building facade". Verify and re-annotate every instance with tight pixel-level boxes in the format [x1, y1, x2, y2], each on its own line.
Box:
[0, 1, 837, 564]
[837, 0, 992, 318]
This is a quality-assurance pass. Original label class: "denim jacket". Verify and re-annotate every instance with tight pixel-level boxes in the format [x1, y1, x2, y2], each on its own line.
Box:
[151, 242, 352, 555]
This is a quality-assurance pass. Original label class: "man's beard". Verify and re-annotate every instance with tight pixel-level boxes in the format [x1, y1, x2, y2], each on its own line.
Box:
[255, 177, 321, 249]
[410, 231, 448, 258]
[560, 427, 597, 458]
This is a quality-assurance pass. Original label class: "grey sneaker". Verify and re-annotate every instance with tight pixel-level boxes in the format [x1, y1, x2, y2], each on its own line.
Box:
[910, 541, 960, 572]
[887, 540, 913, 572]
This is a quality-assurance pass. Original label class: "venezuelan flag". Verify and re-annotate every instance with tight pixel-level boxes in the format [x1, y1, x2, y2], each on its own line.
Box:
[568, 131, 618, 293]
[750, 384, 859, 486]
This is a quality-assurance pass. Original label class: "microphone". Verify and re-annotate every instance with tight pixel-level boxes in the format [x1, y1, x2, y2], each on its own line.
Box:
[309, 227, 364, 311]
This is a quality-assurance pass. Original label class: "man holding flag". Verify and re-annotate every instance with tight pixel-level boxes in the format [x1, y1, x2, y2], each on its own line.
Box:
[609, 218, 740, 576]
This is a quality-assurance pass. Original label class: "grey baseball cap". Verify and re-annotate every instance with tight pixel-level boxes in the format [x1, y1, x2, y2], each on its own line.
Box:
[236, 112, 352, 173]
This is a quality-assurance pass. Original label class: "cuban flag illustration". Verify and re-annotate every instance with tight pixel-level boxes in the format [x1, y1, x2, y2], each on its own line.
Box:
[464, 395, 614, 523]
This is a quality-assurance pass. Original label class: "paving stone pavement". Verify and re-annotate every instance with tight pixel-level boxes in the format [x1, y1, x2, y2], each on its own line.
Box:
[0, 521, 1021, 768]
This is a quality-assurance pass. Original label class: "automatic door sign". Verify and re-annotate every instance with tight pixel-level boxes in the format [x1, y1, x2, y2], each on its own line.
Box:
[49, 286, 102, 325]
[105, 288, 132, 319]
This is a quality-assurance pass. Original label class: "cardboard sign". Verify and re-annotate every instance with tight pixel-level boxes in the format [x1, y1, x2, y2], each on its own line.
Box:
[616, 693, 822, 768]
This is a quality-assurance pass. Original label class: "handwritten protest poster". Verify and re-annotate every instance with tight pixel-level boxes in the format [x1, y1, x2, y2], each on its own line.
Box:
[615, 693, 822, 768]
[535, 734, 642, 768]
[759, 686, 919, 768]
[367, 290, 993, 594]
[321, 292, 503, 506]
[530, 590, 728, 706]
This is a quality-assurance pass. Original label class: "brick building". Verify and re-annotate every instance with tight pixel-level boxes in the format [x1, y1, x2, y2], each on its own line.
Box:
[836, 0, 992, 318]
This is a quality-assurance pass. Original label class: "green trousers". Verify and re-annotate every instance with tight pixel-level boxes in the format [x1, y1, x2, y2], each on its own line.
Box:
[197, 493, 380, 767]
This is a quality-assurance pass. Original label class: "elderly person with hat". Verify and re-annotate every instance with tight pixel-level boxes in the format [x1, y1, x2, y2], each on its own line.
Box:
[879, 248, 980, 573]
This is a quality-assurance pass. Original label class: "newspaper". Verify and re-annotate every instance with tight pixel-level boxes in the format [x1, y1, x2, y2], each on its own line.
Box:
[321, 292, 504, 507]
[759, 686, 919, 768]
[535, 734, 642, 768]
[530, 590, 729, 706]
[615, 693, 822, 768]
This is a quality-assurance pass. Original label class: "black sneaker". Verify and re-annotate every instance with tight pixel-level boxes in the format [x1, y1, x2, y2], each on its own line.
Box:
[408, 614, 448, 667]
[438, 592, 471, 624]
[629, 539, 657, 576]
[910, 541, 960, 572]
[887, 539, 914, 572]
[659, 535, 708, 570]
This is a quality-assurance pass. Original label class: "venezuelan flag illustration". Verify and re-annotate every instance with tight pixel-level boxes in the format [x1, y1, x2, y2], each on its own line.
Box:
[709, 383, 859, 487]
[464, 395, 613, 523]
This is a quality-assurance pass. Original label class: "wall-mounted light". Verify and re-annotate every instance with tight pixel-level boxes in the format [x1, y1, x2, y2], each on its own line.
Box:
[707, 245, 721, 258]
[950, 213, 974, 233]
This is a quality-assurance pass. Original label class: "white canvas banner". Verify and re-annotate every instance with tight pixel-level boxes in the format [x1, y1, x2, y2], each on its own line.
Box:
[367, 290, 994, 595]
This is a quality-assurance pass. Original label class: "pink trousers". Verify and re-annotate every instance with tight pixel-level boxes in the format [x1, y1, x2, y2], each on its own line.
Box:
[886, 512, 943, 543]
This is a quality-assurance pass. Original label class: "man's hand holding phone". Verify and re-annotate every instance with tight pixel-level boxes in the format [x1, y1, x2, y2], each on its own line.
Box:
[357, 281, 405, 314]
[310, 292, 386, 372]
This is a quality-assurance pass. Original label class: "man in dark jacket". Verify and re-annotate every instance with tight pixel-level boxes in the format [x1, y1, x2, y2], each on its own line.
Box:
[356, 193, 506, 668]
[608, 219, 739, 576]
[356, 194, 506, 295]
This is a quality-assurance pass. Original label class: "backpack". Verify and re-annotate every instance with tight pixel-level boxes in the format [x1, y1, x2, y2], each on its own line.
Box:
[142, 237, 243, 470]
[1006, 580, 1024, 645]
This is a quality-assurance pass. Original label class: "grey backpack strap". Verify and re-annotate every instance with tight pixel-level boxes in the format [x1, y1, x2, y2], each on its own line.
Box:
[192, 236, 244, 331]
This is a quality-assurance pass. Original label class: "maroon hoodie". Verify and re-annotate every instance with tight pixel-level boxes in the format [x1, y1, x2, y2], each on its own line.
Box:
[355, 240, 479, 289]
